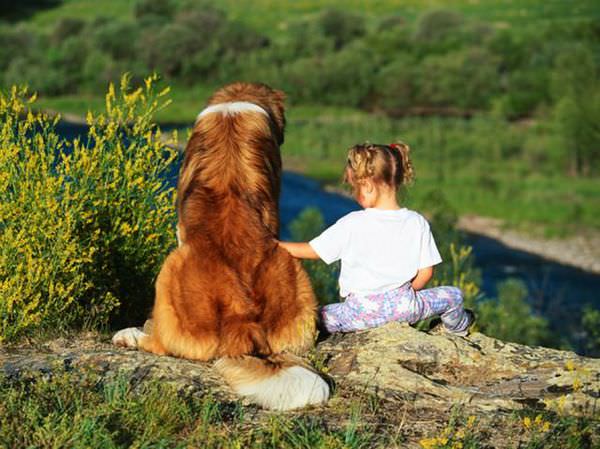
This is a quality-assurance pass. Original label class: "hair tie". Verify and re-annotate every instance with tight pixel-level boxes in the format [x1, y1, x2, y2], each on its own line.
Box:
[388, 143, 403, 152]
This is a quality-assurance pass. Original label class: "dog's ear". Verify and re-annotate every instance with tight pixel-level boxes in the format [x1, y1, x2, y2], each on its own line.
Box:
[272, 89, 286, 106]
[269, 89, 286, 144]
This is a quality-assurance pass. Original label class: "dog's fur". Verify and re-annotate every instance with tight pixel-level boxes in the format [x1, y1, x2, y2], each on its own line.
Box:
[112, 83, 329, 410]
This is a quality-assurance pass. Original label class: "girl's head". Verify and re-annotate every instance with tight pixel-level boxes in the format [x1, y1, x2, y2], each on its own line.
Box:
[344, 142, 414, 207]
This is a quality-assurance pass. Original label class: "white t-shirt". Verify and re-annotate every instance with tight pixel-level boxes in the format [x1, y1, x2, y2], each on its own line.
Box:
[309, 208, 442, 297]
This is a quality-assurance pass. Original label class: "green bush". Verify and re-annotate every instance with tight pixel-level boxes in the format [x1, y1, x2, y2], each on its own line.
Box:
[93, 21, 139, 61]
[51, 17, 86, 44]
[134, 0, 175, 23]
[288, 208, 340, 305]
[581, 305, 600, 356]
[318, 9, 365, 50]
[476, 279, 551, 347]
[0, 75, 179, 342]
[416, 47, 500, 109]
[413, 9, 463, 43]
[371, 53, 418, 112]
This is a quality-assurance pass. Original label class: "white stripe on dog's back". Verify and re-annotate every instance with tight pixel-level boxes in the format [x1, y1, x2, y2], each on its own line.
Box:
[196, 102, 269, 121]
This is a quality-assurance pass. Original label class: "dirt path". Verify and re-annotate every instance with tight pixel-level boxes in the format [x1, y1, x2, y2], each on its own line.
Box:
[457, 215, 600, 275]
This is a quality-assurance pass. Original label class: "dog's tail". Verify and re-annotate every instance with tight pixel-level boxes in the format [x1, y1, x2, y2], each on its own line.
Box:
[214, 353, 330, 411]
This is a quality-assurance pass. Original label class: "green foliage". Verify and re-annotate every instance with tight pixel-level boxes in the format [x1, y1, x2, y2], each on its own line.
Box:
[5, 0, 599, 125]
[133, 0, 175, 23]
[413, 9, 464, 43]
[581, 305, 600, 356]
[0, 75, 178, 342]
[551, 44, 600, 176]
[0, 369, 395, 448]
[318, 9, 365, 50]
[476, 279, 551, 347]
[288, 208, 340, 306]
[50, 17, 86, 44]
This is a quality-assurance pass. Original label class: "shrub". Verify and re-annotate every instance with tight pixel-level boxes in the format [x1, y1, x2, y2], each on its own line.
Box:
[413, 9, 463, 42]
[318, 9, 365, 50]
[476, 279, 551, 347]
[133, 0, 175, 23]
[581, 305, 600, 356]
[0, 75, 179, 342]
[371, 53, 418, 112]
[93, 21, 139, 61]
[288, 208, 339, 305]
[416, 47, 500, 109]
[283, 42, 376, 106]
[51, 17, 86, 44]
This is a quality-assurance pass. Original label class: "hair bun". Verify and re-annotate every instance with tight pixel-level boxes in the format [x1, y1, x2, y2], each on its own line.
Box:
[388, 142, 408, 153]
[388, 142, 414, 185]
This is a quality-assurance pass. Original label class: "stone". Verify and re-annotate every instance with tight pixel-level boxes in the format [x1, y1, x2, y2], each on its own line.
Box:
[1, 324, 598, 416]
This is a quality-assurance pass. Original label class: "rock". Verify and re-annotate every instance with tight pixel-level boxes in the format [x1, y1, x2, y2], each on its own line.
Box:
[1, 324, 598, 416]
[318, 322, 600, 415]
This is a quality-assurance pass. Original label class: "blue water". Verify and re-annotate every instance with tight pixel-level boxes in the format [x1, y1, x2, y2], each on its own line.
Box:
[55, 121, 600, 351]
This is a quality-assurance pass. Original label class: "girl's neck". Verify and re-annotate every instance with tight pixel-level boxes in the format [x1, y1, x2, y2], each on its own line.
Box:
[371, 187, 401, 210]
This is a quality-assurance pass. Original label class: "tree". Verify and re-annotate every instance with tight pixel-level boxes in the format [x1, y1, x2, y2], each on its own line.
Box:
[551, 44, 600, 176]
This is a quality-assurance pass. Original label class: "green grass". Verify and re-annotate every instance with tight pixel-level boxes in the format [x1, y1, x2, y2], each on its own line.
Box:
[25, 0, 600, 35]
[0, 370, 395, 449]
[1, 369, 598, 449]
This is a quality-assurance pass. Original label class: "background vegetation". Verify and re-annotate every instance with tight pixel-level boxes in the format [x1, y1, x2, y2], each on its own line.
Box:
[1, 0, 598, 235]
[1, 0, 598, 350]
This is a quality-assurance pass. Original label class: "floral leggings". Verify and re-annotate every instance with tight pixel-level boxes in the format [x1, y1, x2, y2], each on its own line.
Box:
[320, 283, 469, 334]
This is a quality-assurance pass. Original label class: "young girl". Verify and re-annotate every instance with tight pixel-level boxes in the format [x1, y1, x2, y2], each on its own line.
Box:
[279, 142, 473, 335]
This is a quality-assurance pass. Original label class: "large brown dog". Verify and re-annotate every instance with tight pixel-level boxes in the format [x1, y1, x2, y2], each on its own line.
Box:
[112, 83, 329, 410]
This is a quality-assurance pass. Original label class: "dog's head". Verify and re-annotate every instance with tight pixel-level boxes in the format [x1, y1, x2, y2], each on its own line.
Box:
[205, 82, 286, 145]
[179, 83, 287, 236]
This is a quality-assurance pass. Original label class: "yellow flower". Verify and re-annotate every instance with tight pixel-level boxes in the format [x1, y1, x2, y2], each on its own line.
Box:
[466, 415, 476, 428]
[523, 416, 532, 429]
[573, 378, 583, 391]
[565, 360, 576, 371]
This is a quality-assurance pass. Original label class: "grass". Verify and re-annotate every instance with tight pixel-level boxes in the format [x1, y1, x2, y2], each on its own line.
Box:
[0, 369, 396, 449]
[1, 368, 598, 449]
[25, 0, 600, 35]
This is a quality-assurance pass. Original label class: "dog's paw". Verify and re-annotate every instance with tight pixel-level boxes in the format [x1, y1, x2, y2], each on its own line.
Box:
[112, 327, 147, 348]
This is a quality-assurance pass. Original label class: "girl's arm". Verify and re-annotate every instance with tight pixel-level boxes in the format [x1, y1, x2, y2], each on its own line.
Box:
[411, 266, 434, 291]
[278, 241, 320, 260]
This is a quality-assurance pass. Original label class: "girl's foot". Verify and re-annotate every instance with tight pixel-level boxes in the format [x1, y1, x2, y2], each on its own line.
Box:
[448, 309, 476, 337]
[428, 309, 475, 337]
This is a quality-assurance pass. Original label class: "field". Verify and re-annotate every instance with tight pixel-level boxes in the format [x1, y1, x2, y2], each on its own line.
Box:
[24, 0, 600, 32]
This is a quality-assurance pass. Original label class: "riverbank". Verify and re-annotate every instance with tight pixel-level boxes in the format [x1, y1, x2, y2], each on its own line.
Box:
[457, 215, 600, 275]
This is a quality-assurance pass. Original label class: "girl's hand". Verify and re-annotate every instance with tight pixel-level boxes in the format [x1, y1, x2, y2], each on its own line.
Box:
[278, 241, 320, 260]
[411, 266, 434, 290]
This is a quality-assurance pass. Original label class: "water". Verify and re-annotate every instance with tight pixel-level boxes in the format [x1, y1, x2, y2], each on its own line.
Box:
[55, 121, 600, 350]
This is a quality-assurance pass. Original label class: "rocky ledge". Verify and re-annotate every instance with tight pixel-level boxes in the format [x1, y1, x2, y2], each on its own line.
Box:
[2, 323, 598, 418]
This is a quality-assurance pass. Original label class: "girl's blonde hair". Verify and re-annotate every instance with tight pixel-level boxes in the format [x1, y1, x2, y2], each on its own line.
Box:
[344, 142, 414, 191]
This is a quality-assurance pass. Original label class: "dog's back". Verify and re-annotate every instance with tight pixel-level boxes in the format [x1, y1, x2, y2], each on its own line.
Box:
[113, 83, 329, 410]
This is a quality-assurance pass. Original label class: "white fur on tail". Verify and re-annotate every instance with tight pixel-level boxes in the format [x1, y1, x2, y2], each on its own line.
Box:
[216, 359, 329, 411]
[112, 327, 147, 348]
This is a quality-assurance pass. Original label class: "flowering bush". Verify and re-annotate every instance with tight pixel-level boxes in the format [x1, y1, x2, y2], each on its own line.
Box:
[0, 75, 179, 342]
